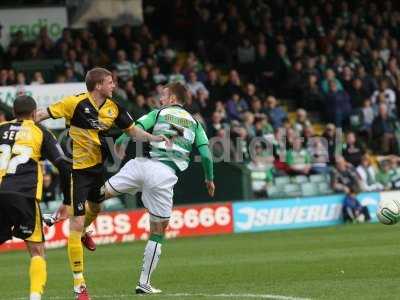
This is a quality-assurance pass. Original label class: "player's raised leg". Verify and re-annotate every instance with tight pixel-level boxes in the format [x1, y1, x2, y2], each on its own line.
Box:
[81, 201, 101, 251]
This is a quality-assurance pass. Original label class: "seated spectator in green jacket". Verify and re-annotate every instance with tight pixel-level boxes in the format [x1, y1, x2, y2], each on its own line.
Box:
[376, 160, 393, 190]
[286, 137, 311, 175]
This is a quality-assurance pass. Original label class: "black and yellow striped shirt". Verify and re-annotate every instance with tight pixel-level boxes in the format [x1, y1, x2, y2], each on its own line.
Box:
[0, 120, 64, 201]
[47, 92, 134, 169]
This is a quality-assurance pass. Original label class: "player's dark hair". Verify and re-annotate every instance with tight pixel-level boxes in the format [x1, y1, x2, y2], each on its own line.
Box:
[85, 67, 112, 91]
[165, 82, 189, 104]
[13, 95, 37, 118]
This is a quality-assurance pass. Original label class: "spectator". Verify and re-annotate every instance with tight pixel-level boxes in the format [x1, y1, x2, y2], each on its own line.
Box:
[376, 160, 393, 190]
[16, 72, 26, 85]
[285, 137, 311, 175]
[301, 73, 324, 111]
[223, 69, 242, 99]
[65, 49, 84, 77]
[242, 112, 256, 138]
[42, 173, 58, 208]
[134, 66, 154, 97]
[114, 49, 134, 82]
[0, 69, 7, 86]
[207, 111, 226, 138]
[325, 80, 352, 127]
[226, 93, 248, 121]
[263, 96, 287, 129]
[342, 189, 371, 223]
[356, 154, 384, 192]
[254, 43, 274, 92]
[242, 83, 257, 104]
[293, 108, 311, 135]
[273, 43, 291, 95]
[30, 71, 45, 85]
[342, 132, 365, 167]
[64, 68, 79, 83]
[321, 69, 344, 94]
[286, 59, 304, 101]
[186, 71, 209, 98]
[0, 110, 6, 123]
[308, 137, 330, 174]
[168, 63, 186, 84]
[372, 103, 398, 154]
[348, 77, 369, 108]
[152, 65, 167, 85]
[371, 78, 396, 112]
[237, 38, 255, 73]
[331, 156, 360, 194]
[205, 69, 224, 104]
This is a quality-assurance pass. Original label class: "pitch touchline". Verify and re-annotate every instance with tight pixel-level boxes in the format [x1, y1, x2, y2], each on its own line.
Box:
[14, 292, 311, 300]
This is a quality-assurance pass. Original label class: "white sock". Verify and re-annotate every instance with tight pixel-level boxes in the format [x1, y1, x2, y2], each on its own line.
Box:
[30, 293, 41, 300]
[139, 240, 162, 285]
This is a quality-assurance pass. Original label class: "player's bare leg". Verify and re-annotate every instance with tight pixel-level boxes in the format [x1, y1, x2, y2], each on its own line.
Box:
[81, 201, 101, 251]
[136, 219, 168, 294]
[26, 241, 46, 300]
[68, 215, 91, 300]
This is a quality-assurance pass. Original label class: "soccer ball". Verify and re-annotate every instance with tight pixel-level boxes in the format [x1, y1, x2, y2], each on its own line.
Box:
[376, 198, 400, 225]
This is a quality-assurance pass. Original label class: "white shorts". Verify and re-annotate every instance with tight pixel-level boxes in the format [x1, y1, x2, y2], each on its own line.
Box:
[105, 158, 178, 219]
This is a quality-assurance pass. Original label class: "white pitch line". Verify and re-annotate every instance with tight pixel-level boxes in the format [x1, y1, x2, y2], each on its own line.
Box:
[13, 292, 311, 300]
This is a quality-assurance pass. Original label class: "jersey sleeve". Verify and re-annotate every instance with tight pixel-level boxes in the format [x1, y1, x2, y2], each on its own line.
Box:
[194, 122, 209, 148]
[40, 127, 65, 163]
[115, 103, 134, 129]
[135, 110, 158, 130]
[47, 95, 77, 120]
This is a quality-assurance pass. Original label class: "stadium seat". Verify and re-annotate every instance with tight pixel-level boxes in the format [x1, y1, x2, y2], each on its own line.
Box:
[251, 171, 267, 192]
[317, 182, 333, 195]
[274, 176, 291, 187]
[309, 174, 326, 183]
[283, 183, 302, 197]
[291, 175, 308, 184]
[301, 182, 319, 197]
[267, 185, 283, 198]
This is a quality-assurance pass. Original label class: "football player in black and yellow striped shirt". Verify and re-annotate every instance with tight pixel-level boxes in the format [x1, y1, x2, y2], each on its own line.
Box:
[36, 67, 168, 299]
[0, 96, 70, 300]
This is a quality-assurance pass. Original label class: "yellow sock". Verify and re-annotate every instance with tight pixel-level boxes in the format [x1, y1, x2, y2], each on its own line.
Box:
[84, 204, 98, 229]
[68, 230, 85, 287]
[29, 256, 47, 296]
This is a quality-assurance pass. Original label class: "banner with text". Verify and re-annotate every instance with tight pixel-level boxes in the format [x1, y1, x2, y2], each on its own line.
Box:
[233, 192, 380, 233]
[0, 83, 86, 129]
[0, 7, 67, 47]
[0, 202, 233, 252]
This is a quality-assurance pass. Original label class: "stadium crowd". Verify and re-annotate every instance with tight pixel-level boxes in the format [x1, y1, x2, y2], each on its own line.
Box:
[1, 0, 400, 200]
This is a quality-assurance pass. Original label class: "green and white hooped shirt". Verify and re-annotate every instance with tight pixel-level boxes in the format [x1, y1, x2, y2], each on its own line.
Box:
[136, 105, 209, 172]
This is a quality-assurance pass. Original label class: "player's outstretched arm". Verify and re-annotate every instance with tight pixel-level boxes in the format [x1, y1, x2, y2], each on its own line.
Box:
[35, 108, 50, 122]
[198, 144, 215, 197]
[126, 125, 170, 144]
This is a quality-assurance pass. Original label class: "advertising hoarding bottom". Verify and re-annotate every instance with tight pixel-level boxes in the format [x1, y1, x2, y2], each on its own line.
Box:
[0, 202, 233, 252]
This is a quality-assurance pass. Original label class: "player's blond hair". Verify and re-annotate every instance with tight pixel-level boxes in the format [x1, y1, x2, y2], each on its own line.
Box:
[85, 67, 112, 91]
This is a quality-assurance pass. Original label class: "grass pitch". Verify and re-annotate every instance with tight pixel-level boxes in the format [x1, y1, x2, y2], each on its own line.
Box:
[1, 223, 399, 300]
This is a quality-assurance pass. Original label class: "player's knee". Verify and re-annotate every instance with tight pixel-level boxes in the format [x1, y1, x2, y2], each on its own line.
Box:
[150, 218, 169, 235]
[26, 242, 45, 257]
[87, 201, 101, 214]
[69, 216, 85, 232]
[99, 184, 113, 202]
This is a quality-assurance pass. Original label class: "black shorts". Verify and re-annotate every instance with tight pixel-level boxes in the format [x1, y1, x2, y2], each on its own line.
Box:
[0, 191, 43, 244]
[68, 164, 105, 216]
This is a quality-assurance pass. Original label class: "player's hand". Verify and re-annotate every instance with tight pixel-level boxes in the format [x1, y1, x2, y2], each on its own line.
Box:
[114, 143, 127, 160]
[205, 180, 215, 197]
[152, 134, 172, 147]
